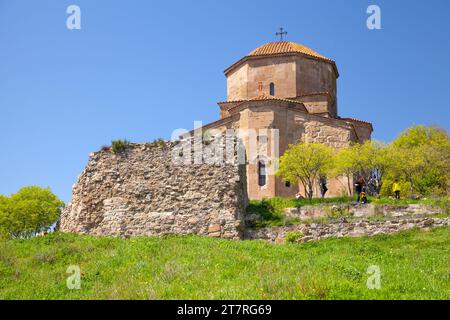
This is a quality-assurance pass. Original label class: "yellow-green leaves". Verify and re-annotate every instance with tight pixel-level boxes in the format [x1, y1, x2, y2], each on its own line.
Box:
[0, 186, 64, 239]
[276, 143, 334, 198]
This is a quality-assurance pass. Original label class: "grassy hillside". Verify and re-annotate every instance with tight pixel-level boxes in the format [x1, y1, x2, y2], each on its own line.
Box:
[0, 227, 449, 300]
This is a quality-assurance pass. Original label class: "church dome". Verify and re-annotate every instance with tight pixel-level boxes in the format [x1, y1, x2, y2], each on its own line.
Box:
[247, 41, 332, 62]
[224, 41, 338, 76]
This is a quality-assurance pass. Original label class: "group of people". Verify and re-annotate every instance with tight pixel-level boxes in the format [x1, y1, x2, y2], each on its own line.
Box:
[294, 177, 402, 201]
[355, 177, 368, 204]
[355, 177, 401, 203]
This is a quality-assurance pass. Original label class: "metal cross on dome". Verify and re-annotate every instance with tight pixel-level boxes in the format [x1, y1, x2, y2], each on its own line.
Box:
[276, 27, 288, 41]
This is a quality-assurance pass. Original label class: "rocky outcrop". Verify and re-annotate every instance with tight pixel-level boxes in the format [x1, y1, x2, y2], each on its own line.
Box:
[60, 142, 247, 239]
[245, 217, 450, 243]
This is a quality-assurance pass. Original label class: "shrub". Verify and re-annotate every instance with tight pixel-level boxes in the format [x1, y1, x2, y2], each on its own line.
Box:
[145, 138, 166, 148]
[111, 139, 130, 154]
[246, 198, 285, 228]
[380, 179, 411, 198]
[285, 231, 304, 243]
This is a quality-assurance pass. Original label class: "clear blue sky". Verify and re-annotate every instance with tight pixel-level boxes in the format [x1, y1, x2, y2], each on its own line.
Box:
[1, 0, 449, 202]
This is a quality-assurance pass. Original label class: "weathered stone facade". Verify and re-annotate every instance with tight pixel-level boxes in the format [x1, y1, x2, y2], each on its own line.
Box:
[202, 41, 374, 199]
[60, 143, 247, 239]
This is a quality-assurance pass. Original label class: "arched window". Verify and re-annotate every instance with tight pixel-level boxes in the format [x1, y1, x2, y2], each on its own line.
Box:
[269, 82, 275, 96]
[258, 160, 266, 186]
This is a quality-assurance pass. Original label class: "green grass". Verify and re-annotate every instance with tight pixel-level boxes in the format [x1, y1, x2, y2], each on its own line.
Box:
[0, 228, 449, 299]
[249, 196, 450, 211]
[370, 197, 450, 207]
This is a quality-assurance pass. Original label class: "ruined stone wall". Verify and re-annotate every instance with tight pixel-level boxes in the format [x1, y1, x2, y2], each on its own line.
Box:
[283, 204, 447, 221]
[60, 143, 248, 239]
[246, 217, 450, 243]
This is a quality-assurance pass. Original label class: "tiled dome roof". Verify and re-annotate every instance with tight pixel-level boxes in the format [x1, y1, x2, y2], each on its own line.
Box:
[224, 41, 338, 76]
[247, 41, 332, 61]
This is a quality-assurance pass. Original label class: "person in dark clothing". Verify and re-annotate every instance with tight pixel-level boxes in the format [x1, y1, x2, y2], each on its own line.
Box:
[355, 176, 365, 201]
[319, 176, 328, 198]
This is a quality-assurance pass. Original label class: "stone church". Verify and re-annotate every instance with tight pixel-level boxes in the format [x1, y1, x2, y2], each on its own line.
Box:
[199, 40, 373, 199]
[60, 39, 374, 239]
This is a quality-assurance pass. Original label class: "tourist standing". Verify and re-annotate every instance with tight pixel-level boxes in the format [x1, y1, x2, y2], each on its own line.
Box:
[392, 180, 401, 199]
[319, 177, 328, 198]
[355, 176, 365, 201]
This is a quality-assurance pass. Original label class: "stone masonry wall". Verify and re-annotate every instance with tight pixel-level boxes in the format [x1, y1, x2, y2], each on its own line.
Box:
[283, 204, 446, 221]
[245, 217, 450, 243]
[60, 142, 248, 239]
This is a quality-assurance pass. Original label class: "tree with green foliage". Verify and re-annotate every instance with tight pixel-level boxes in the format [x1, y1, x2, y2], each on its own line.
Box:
[275, 126, 448, 199]
[0, 195, 11, 239]
[354, 141, 390, 196]
[386, 126, 450, 195]
[333, 141, 390, 196]
[0, 186, 64, 239]
[276, 142, 334, 199]
[332, 144, 359, 196]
